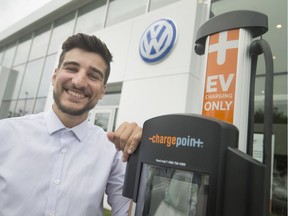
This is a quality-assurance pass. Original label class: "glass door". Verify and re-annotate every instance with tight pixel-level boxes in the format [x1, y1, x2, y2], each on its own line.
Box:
[88, 106, 118, 132]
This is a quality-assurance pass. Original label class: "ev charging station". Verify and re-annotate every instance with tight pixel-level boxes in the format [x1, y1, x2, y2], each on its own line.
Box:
[123, 10, 273, 216]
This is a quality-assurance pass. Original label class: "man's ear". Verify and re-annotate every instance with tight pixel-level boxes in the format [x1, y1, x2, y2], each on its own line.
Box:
[51, 68, 58, 86]
[100, 85, 106, 99]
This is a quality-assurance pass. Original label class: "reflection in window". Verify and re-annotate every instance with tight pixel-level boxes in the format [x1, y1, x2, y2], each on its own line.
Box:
[89, 107, 118, 132]
[273, 74, 287, 123]
[74, 0, 106, 34]
[48, 12, 76, 54]
[105, 0, 146, 27]
[98, 93, 121, 106]
[19, 58, 44, 99]
[149, 0, 182, 12]
[0, 48, 3, 64]
[94, 112, 110, 131]
[2, 42, 17, 68]
[29, 24, 51, 61]
[13, 34, 32, 66]
[0, 100, 16, 119]
[136, 164, 209, 216]
[7, 65, 26, 100]
[33, 98, 47, 114]
[2, 67, 20, 102]
[14, 98, 34, 116]
[255, 74, 287, 123]
[37, 54, 57, 97]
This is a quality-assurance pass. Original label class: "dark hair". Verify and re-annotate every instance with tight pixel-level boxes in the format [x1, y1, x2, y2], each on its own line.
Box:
[58, 33, 113, 84]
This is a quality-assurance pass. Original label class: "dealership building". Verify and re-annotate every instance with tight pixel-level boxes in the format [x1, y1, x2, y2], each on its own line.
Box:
[0, 0, 286, 215]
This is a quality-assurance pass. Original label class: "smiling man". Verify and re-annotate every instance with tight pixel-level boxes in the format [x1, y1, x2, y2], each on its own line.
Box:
[0, 33, 142, 216]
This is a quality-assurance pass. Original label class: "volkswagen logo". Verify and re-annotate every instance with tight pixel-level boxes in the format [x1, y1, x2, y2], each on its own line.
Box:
[139, 18, 177, 63]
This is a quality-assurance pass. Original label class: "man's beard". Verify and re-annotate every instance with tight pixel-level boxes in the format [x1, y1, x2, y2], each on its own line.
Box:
[53, 90, 97, 116]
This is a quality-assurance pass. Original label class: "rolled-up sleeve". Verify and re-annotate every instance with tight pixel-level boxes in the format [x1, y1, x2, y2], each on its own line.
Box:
[106, 151, 130, 216]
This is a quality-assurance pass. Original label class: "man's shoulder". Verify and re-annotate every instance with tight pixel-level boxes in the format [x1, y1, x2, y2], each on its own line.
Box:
[0, 112, 45, 128]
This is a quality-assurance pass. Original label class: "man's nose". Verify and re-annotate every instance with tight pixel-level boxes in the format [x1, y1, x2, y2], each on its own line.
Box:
[72, 72, 88, 89]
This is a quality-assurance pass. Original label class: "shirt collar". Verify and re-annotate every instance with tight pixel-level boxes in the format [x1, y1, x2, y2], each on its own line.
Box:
[44, 108, 89, 142]
[70, 119, 89, 142]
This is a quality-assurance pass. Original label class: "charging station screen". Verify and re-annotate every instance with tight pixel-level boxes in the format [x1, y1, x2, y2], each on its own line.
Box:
[135, 164, 209, 216]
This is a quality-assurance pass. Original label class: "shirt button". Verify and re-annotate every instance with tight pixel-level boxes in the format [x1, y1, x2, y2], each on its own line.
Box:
[54, 179, 60, 185]
[61, 148, 67, 154]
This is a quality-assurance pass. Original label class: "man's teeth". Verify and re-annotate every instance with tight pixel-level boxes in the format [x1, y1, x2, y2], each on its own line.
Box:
[67, 90, 85, 98]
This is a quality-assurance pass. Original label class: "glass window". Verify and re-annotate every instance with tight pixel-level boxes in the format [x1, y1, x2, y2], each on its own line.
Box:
[14, 98, 34, 116]
[33, 97, 47, 114]
[105, 0, 146, 27]
[48, 12, 76, 54]
[6, 64, 26, 100]
[0, 100, 16, 119]
[273, 74, 287, 121]
[18, 58, 45, 99]
[255, 74, 287, 120]
[93, 110, 114, 132]
[74, 0, 107, 34]
[2, 42, 17, 68]
[29, 24, 52, 61]
[98, 92, 121, 106]
[13, 34, 32, 66]
[37, 54, 57, 98]
[149, 0, 182, 12]
[0, 48, 4, 64]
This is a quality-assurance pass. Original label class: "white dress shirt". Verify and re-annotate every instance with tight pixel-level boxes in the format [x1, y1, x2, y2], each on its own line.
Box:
[0, 109, 130, 216]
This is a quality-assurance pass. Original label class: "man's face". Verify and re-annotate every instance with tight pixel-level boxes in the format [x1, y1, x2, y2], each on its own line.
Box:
[52, 48, 107, 116]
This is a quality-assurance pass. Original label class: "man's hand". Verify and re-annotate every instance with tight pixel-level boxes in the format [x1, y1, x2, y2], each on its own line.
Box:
[107, 122, 142, 162]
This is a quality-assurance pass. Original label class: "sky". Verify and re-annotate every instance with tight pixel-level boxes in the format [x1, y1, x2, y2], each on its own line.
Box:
[0, 0, 52, 33]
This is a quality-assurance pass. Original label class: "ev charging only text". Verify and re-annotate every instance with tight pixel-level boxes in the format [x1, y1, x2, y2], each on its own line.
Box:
[148, 134, 204, 148]
[204, 74, 234, 111]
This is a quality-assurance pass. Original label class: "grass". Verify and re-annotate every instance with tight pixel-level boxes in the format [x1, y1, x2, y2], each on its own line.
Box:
[104, 208, 111, 216]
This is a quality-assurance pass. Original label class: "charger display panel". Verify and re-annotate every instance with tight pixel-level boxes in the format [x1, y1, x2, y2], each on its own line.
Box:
[135, 164, 209, 216]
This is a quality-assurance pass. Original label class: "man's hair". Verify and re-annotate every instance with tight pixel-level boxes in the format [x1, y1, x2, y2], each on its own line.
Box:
[58, 33, 113, 84]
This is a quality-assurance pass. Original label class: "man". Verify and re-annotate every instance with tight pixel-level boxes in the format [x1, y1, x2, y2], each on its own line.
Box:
[0, 33, 142, 216]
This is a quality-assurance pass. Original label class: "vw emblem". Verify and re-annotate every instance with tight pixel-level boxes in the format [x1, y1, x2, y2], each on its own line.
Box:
[139, 18, 177, 63]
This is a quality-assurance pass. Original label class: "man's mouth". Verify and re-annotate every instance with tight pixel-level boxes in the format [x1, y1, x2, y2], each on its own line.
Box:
[66, 89, 86, 99]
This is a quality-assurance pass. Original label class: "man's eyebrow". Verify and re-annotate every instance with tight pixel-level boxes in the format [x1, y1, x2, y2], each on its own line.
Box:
[62, 61, 80, 67]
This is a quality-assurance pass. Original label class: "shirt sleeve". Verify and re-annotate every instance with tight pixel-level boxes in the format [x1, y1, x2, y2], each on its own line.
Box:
[106, 151, 130, 216]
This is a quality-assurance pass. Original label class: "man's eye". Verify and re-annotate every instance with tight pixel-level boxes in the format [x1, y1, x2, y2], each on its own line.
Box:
[66, 67, 78, 72]
[89, 74, 101, 80]
[89, 72, 103, 81]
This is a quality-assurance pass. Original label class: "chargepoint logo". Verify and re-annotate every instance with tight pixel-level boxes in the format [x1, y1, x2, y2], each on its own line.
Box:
[148, 134, 204, 148]
[139, 18, 177, 63]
